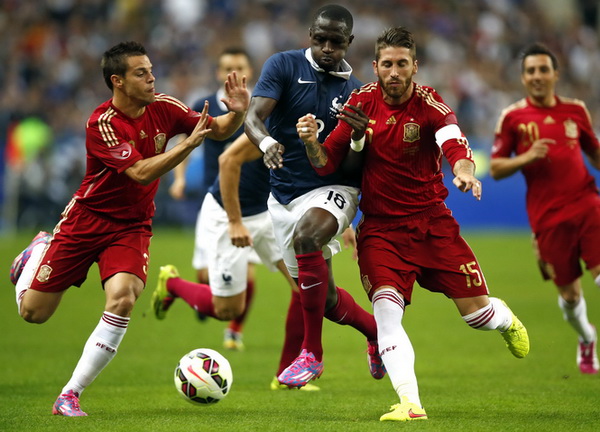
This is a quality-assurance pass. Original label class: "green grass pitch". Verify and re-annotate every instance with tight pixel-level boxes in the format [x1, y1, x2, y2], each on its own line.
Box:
[1, 228, 599, 431]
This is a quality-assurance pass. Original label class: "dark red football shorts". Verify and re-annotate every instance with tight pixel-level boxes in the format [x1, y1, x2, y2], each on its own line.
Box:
[358, 205, 489, 304]
[29, 200, 152, 293]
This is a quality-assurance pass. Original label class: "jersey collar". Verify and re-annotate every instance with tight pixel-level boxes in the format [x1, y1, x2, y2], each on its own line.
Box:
[304, 48, 352, 80]
[216, 87, 228, 112]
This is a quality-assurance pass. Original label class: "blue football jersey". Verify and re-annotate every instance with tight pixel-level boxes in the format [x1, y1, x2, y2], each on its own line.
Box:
[209, 157, 270, 217]
[253, 49, 362, 204]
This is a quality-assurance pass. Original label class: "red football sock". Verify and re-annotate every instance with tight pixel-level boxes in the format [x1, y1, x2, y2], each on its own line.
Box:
[296, 251, 329, 361]
[277, 290, 304, 375]
[228, 280, 255, 333]
[166, 277, 215, 318]
[325, 286, 377, 341]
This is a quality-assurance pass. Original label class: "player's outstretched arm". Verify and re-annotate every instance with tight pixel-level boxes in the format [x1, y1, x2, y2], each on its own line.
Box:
[208, 71, 250, 141]
[490, 138, 554, 180]
[126, 101, 211, 185]
[245, 96, 285, 170]
[452, 159, 482, 201]
[219, 133, 262, 248]
[168, 136, 190, 200]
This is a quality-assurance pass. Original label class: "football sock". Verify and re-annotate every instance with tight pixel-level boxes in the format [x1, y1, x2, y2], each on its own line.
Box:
[372, 288, 422, 407]
[167, 278, 215, 318]
[277, 290, 304, 375]
[296, 251, 329, 361]
[325, 286, 377, 341]
[14, 241, 47, 311]
[61, 312, 129, 395]
[228, 280, 255, 333]
[462, 297, 512, 332]
[558, 295, 595, 343]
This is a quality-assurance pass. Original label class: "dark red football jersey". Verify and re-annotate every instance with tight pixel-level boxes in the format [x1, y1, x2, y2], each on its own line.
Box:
[492, 96, 600, 232]
[317, 82, 472, 217]
[74, 94, 209, 221]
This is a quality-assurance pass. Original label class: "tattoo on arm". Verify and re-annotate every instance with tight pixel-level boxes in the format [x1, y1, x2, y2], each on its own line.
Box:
[305, 141, 328, 168]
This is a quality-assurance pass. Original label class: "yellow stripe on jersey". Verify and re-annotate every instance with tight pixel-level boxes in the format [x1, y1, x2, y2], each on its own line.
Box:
[155, 93, 188, 112]
[494, 98, 528, 134]
[98, 108, 119, 148]
[558, 96, 592, 123]
[415, 85, 452, 115]
[355, 82, 378, 95]
[458, 137, 474, 160]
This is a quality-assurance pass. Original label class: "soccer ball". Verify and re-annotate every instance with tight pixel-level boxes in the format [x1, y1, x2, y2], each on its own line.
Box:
[173, 348, 233, 405]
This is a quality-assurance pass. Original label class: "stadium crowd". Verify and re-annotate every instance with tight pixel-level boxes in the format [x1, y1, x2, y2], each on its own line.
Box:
[0, 0, 598, 229]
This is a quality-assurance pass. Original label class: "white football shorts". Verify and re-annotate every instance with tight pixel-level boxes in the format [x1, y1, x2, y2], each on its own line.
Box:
[193, 194, 261, 270]
[267, 185, 359, 278]
[195, 193, 280, 297]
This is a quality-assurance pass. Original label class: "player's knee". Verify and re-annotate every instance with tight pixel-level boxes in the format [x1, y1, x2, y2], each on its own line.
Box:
[214, 305, 243, 321]
[107, 294, 136, 317]
[20, 306, 50, 324]
[559, 291, 580, 305]
[293, 232, 321, 254]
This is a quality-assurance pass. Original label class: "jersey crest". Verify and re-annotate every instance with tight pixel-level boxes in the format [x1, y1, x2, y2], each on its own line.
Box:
[330, 96, 344, 117]
[563, 118, 578, 139]
[36, 264, 52, 283]
[154, 133, 166, 153]
[403, 122, 420, 143]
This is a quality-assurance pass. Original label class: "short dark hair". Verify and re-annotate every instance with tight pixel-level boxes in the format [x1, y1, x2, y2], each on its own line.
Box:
[101, 41, 147, 90]
[312, 4, 353, 35]
[375, 27, 416, 61]
[520, 43, 558, 72]
[219, 47, 251, 59]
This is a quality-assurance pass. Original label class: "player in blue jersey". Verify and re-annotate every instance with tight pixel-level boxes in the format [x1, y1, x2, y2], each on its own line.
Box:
[152, 133, 320, 391]
[169, 48, 256, 350]
[245, 4, 384, 388]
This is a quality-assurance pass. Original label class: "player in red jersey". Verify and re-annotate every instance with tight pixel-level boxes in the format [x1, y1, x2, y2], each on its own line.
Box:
[297, 27, 530, 421]
[491, 43, 600, 375]
[9, 41, 249, 416]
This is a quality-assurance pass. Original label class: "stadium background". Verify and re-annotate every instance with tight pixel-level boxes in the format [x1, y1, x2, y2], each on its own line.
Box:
[1, 0, 599, 232]
[2, 3, 600, 430]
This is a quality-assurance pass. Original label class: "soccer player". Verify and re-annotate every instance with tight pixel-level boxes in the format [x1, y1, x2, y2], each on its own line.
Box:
[9, 41, 249, 416]
[169, 47, 256, 350]
[244, 4, 384, 389]
[297, 27, 530, 421]
[490, 43, 600, 374]
[151, 133, 319, 391]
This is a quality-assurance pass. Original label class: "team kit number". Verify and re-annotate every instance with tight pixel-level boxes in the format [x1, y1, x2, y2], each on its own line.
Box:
[325, 190, 347, 210]
[517, 121, 539, 146]
[459, 261, 483, 289]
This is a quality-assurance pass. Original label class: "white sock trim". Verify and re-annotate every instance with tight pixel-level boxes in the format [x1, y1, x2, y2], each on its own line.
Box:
[463, 298, 512, 332]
